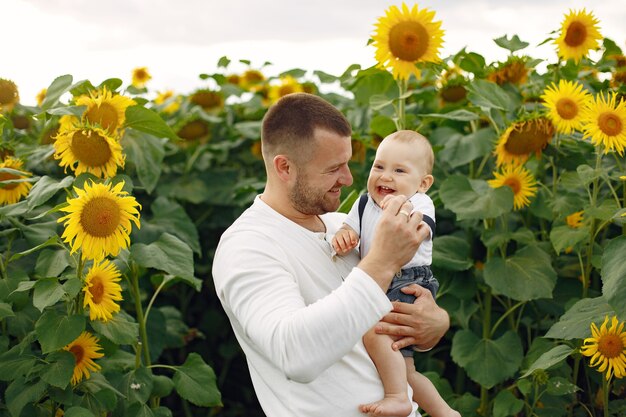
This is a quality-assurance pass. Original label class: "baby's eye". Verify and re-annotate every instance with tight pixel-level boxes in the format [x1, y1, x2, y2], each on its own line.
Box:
[373, 164, 384, 170]
[395, 168, 406, 173]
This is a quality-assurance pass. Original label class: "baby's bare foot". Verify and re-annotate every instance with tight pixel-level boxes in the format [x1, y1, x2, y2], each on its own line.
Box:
[359, 395, 412, 416]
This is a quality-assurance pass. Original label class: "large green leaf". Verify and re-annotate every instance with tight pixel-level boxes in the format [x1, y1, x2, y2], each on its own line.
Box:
[432, 235, 473, 271]
[0, 348, 37, 381]
[451, 330, 523, 389]
[35, 249, 72, 278]
[41, 350, 75, 389]
[172, 353, 222, 407]
[467, 79, 520, 112]
[544, 297, 616, 340]
[64, 407, 96, 417]
[549, 225, 590, 254]
[26, 175, 74, 209]
[125, 105, 178, 140]
[438, 127, 495, 168]
[420, 109, 480, 121]
[122, 130, 165, 194]
[90, 310, 139, 345]
[131, 233, 194, 279]
[601, 236, 626, 318]
[521, 345, 575, 378]
[493, 390, 524, 417]
[119, 367, 154, 404]
[35, 310, 85, 353]
[41, 74, 73, 110]
[0, 302, 14, 320]
[6, 377, 48, 417]
[483, 245, 556, 301]
[493, 34, 529, 53]
[440, 175, 513, 220]
[148, 197, 200, 254]
[33, 278, 65, 311]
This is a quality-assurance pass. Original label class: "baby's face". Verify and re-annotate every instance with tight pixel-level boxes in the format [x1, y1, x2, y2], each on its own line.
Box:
[367, 140, 428, 207]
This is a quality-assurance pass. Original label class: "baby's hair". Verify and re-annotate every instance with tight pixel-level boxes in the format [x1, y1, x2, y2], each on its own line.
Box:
[384, 130, 434, 174]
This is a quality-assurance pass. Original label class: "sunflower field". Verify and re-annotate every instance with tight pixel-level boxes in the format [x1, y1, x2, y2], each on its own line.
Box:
[1, 3, 626, 417]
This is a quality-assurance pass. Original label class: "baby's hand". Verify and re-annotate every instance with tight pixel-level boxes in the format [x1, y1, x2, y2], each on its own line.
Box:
[332, 228, 359, 255]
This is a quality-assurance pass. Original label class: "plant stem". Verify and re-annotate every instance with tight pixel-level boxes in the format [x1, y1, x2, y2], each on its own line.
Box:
[602, 376, 610, 417]
[130, 265, 151, 368]
[395, 78, 408, 130]
[480, 287, 493, 416]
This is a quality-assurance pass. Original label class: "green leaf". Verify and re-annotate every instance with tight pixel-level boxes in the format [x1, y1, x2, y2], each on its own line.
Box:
[35, 249, 72, 278]
[46, 105, 86, 116]
[90, 310, 139, 345]
[451, 330, 523, 389]
[587, 199, 621, 221]
[33, 278, 65, 312]
[26, 175, 74, 209]
[122, 129, 165, 194]
[126, 403, 156, 417]
[5, 377, 48, 417]
[438, 127, 495, 168]
[467, 79, 520, 112]
[493, 34, 529, 53]
[432, 236, 473, 271]
[120, 367, 154, 404]
[602, 236, 626, 318]
[65, 407, 97, 417]
[439, 175, 513, 220]
[337, 189, 360, 214]
[492, 390, 524, 417]
[369, 115, 396, 138]
[131, 233, 194, 279]
[544, 297, 616, 340]
[458, 52, 487, 76]
[35, 310, 85, 353]
[0, 348, 37, 381]
[420, 109, 480, 121]
[149, 197, 200, 254]
[521, 345, 575, 378]
[549, 225, 589, 254]
[41, 74, 73, 110]
[9, 236, 60, 262]
[546, 377, 580, 396]
[369, 94, 395, 111]
[152, 375, 174, 398]
[483, 245, 557, 301]
[41, 350, 75, 389]
[0, 302, 14, 320]
[63, 277, 83, 299]
[234, 121, 262, 139]
[173, 353, 222, 407]
[125, 105, 178, 140]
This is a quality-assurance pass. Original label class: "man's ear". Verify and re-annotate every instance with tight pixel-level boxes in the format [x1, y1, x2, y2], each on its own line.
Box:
[420, 174, 434, 192]
[273, 154, 293, 182]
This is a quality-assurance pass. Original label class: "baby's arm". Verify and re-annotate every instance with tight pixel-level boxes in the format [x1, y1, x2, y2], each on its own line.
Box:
[332, 224, 359, 255]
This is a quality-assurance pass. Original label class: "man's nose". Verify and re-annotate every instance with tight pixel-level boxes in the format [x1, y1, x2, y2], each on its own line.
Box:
[340, 165, 353, 186]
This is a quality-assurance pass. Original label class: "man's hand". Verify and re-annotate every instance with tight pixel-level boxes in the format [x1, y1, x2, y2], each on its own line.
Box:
[332, 227, 359, 255]
[376, 284, 450, 351]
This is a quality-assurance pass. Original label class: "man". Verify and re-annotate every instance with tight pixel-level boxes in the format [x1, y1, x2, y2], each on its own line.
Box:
[212, 93, 449, 416]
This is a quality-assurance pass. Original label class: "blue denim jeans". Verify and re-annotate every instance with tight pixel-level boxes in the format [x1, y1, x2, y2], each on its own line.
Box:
[386, 265, 439, 357]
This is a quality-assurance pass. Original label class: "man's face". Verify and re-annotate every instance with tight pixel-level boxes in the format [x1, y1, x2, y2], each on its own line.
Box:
[290, 128, 353, 215]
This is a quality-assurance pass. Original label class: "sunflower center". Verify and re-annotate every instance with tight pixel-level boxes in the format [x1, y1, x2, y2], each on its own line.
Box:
[69, 345, 85, 364]
[564, 21, 587, 47]
[80, 197, 121, 238]
[598, 112, 623, 136]
[0, 172, 19, 190]
[85, 103, 119, 131]
[89, 276, 105, 304]
[441, 85, 467, 103]
[503, 178, 521, 195]
[389, 21, 429, 61]
[70, 130, 113, 168]
[0, 81, 18, 105]
[178, 120, 209, 140]
[556, 98, 578, 120]
[504, 120, 554, 155]
[597, 334, 624, 358]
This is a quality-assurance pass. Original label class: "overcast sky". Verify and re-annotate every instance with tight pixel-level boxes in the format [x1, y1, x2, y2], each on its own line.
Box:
[4, 0, 626, 105]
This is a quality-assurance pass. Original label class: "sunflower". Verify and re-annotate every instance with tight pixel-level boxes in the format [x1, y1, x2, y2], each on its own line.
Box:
[190, 89, 224, 112]
[487, 56, 529, 86]
[226, 74, 241, 86]
[54, 124, 125, 178]
[488, 164, 538, 210]
[0, 78, 19, 113]
[131, 67, 152, 88]
[177, 119, 210, 142]
[555, 9, 602, 63]
[240, 69, 265, 91]
[58, 180, 141, 261]
[0, 157, 33, 205]
[494, 117, 555, 166]
[267, 76, 304, 104]
[581, 315, 626, 380]
[75, 87, 136, 133]
[542, 80, 591, 134]
[154, 90, 181, 114]
[36, 88, 47, 107]
[566, 211, 584, 228]
[372, 3, 444, 81]
[581, 93, 626, 155]
[63, 331, 104, 385]
[83, 259, 123, 321]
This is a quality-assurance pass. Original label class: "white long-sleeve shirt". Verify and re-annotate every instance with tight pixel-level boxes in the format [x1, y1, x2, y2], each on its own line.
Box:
[212, 196, 419, 416]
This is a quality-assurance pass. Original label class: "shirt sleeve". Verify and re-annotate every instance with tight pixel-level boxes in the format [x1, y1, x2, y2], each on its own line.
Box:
[213, 229, 392, 383]
[342, 197, 362, 237]
[410, 193, 435, 237]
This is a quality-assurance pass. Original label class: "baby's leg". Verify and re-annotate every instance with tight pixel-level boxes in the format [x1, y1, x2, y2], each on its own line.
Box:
[359, 328, 413, 416]
[405, 358, 461, 417]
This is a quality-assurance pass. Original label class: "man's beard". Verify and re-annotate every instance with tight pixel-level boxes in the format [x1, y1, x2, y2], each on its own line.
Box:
[290, 172, 339, 215]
